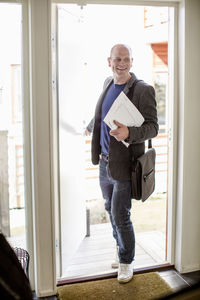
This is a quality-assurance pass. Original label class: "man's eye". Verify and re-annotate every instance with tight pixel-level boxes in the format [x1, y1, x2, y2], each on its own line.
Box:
[113, 58, 130, 63]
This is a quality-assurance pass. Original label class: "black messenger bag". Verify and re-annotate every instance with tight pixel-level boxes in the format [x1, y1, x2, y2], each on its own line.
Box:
[131, 139, 156, 202]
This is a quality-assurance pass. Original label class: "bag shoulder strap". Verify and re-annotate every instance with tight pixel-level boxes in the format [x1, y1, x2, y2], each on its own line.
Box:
[127, 79, 152, 151]
[126, 79, 142, 100]
[148, 139, 152, 149]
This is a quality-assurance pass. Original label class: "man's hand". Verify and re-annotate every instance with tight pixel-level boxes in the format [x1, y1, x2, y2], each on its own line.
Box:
[84, 128, 91, 136]
[109, 120, 129, 142]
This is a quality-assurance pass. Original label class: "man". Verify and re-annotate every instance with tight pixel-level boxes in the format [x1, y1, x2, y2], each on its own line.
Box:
[86, 44, 158, 283]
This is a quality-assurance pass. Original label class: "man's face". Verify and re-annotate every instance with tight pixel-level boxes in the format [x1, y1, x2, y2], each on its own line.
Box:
[108, 46, 133, 78]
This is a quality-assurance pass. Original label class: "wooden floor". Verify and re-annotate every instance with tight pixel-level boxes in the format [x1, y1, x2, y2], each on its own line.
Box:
[61, 222, 166, 280]
[159, 269, 200, 292]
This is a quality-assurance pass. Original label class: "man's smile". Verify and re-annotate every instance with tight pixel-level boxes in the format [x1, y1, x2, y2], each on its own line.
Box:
[116, 67, 127, 70]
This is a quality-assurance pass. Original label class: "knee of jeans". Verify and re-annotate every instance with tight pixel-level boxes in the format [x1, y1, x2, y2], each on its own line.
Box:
[112, 210, 131, 227]
[105, 201, 111, 213]
[111, 210, 123, 227]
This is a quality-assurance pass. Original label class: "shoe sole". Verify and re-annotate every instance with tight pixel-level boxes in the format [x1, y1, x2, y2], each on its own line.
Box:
[118, 275, 133, 284]
[118, 277, 133, 284]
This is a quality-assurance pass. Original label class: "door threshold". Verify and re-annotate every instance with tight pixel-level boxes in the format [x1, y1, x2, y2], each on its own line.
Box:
[57, 263, 174, 286]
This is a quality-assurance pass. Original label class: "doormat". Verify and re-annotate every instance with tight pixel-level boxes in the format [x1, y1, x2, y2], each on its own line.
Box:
[57, 272, 173, 300]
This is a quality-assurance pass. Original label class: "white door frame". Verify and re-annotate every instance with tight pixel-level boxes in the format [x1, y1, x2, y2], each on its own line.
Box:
[27, 0, 179, 295]
[51, 0, 178, 275]
[22, 0, 57, 296]
[166, 4, 178, 266]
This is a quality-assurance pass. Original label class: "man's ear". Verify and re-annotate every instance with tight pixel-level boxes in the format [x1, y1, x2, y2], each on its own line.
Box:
[107, 57, 111, 67]
[130, 58, 133, 67]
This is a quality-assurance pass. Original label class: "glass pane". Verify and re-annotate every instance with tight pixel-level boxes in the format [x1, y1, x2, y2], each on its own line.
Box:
[0, 4, 26, 249]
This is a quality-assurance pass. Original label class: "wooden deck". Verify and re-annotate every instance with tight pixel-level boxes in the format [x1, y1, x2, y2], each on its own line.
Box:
[61, 222, 166, 280]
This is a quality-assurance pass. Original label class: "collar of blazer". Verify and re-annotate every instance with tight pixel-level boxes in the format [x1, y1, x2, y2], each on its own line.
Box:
[104, 72, 138, 95]
[95, 72, 138, 119]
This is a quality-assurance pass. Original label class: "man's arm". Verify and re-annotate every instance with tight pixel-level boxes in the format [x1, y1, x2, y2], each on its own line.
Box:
[84, 117, 95, 136]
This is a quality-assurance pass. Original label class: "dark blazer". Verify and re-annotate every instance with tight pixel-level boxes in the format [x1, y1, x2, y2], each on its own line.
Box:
[87, 72, 159, 181]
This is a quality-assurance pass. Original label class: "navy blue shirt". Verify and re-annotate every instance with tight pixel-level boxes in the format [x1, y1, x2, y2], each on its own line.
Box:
[100, 83, 126, 155]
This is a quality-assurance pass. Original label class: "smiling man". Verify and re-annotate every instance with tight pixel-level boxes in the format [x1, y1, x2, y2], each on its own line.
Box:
[86, 44, 158, 283]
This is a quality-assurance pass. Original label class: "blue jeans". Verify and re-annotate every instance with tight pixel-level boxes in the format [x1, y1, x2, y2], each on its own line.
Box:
[99, 155, 135, 264]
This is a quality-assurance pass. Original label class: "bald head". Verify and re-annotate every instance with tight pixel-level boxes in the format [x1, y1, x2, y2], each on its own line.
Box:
[107, 44, 133, 84]
[110, 44, 132, 59]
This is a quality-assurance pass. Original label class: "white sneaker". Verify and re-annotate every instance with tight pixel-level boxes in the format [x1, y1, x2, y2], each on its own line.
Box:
[117, 263, 134, 283]
[111, 246, 119, 269]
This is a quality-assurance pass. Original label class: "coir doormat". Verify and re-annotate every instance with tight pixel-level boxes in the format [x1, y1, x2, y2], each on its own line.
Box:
[57, 272, 173, 300]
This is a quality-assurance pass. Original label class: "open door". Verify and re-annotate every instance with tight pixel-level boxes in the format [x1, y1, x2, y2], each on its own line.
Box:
[52, 2, 176, 281]
[51, 3, 86, 277]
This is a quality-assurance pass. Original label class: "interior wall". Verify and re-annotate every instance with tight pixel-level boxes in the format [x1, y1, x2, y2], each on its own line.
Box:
[175, 0, 200, 273]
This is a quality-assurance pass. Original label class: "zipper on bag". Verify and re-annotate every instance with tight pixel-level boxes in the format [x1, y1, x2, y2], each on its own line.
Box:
[143, 168, 154, 182]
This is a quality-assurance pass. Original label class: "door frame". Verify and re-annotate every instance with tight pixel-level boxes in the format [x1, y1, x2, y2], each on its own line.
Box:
[51, 0, 178, 277]
[6, 0, 181, 296]
[22, 0, 57, 297]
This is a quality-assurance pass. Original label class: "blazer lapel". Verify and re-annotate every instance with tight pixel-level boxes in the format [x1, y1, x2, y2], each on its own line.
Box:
[94, 77, 113, 120]
[123, 72, 137, 95]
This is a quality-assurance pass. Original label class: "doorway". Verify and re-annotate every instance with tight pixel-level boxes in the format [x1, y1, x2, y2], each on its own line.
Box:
[56, 3, 174, 281]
